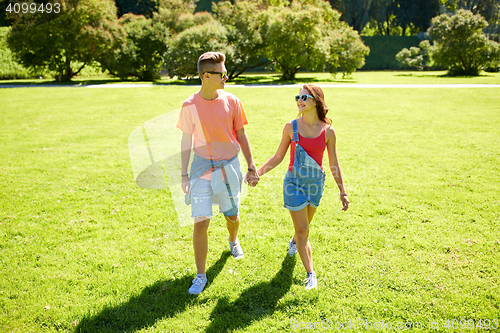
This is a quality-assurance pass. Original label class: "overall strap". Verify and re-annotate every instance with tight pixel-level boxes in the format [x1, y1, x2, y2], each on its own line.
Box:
[292, 119, 299, 144]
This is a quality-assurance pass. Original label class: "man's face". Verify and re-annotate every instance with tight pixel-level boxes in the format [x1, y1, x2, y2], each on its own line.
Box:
[205, 62, 228, 90]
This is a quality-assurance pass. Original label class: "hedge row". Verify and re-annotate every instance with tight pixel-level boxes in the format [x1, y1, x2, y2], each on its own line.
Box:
[361, 36, 421, 70]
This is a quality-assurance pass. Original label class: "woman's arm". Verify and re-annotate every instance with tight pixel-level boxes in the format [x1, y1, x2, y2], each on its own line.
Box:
[326, 126, 349, 211]
[257, 122, 292, 177]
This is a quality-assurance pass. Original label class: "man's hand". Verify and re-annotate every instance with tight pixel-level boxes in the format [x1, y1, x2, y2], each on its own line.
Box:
[181, 175, 190, 194]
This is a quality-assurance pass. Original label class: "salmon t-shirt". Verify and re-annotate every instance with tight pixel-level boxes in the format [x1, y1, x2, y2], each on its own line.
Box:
[177, 90, 248, 179]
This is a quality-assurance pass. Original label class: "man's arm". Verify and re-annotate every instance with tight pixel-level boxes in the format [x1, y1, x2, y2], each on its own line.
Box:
[235, 128, 258, 186]
[181, 131, 192, 194]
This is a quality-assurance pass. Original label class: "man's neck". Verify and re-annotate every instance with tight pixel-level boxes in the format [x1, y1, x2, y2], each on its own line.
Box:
[199, 86, 219, 101]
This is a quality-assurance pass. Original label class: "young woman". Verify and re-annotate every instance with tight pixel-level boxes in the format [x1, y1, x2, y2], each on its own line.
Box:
[256, 84, 349, 289]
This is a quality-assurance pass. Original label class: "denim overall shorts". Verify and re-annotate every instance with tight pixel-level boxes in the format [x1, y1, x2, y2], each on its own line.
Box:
[283, 119, 326, 211]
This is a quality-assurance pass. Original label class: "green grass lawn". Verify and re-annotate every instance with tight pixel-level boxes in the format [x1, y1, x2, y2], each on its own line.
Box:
[1, 76, 499, 332]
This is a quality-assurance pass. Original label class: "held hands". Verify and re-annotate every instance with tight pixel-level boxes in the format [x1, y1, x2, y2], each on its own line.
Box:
[245, 169, 259, 187]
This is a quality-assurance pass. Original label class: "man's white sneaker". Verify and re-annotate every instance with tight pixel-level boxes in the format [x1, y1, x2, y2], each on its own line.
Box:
[188, 274, 207, 295]
[288, 237, 297, 257]
[229, 238, 244, 259]
[304, 271, 317, 290]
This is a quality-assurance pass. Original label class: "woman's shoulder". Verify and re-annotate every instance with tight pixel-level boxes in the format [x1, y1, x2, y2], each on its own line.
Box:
[283, 120, 294, 132]
[324, 124, 337, 139]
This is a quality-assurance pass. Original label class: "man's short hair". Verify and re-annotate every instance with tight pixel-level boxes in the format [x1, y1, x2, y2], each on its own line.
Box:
[197, 52, 226, 76]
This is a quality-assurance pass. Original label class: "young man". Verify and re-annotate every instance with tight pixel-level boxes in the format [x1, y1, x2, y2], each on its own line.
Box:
[177, 52, 259, 295]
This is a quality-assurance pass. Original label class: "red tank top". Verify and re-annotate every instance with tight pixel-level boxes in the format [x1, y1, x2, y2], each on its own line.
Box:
[288, 124, 327, 172]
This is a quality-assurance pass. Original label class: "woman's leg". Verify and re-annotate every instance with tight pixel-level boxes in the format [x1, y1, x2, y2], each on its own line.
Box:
[290, 205, 317, 272]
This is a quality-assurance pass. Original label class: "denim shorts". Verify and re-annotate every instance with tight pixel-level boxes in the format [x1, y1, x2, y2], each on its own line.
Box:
[189, 179, 239, 218]
[283, 170, 325, 211]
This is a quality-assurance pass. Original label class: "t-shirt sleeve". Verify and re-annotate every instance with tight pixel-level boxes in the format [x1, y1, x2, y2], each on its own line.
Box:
[177, 104, 194, 134]
[233, 97, 248, 131]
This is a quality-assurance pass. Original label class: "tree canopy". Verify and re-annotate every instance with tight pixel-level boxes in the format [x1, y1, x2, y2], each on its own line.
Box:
[429, 9, 500, 75]
[396, 9, 500, 75]
[7, 0, 117, 81]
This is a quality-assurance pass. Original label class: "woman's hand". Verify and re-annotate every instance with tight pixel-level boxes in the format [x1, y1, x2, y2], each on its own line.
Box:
[340, 193, 349, 211]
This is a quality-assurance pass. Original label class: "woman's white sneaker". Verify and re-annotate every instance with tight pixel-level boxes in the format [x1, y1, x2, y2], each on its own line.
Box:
[304, 271, 317, 290]
[288, 237, 297, 257]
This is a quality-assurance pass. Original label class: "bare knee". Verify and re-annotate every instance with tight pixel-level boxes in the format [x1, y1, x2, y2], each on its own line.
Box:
[225, 214, 239, 223]
[193, 219, 210, 234]
[294, 225, 309, 241]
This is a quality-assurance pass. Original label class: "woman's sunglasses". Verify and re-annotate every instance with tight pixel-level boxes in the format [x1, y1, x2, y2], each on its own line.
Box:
[295, 94, 315, 102]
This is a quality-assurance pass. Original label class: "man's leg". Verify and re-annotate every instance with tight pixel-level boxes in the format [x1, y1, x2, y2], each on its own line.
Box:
[225, 214, 243, 259]
[193, 218, 210, 274]
[225, 214, 239, 242]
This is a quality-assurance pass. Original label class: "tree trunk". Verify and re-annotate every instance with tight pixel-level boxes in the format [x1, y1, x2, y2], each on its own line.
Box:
[280, 66, 298, 81]
[62, 56, 73, 82]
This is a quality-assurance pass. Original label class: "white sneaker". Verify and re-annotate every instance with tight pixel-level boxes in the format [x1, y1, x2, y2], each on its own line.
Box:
[304, 271, 317, 290]
[288, 237, 297, 257]
[188, 274, 207, 295]
[229, 238, 244, 259]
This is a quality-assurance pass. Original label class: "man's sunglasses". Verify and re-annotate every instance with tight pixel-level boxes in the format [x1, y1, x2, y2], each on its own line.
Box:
[295, 94, 315, 102]
[205, 71, 228, 78]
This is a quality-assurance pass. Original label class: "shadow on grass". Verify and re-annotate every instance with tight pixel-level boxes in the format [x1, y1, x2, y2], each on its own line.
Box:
[0, 74, 358, 87]
[229, 74, 353, 85]
[74, 251, 230, 333]
[395, 72, 495, 79]
[205, 254, 297, 333]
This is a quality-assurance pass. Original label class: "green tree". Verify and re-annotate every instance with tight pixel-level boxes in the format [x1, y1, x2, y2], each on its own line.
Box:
[165, 20, 231, 78]
[7, 0, 117, 81]
[328, 24, 370, 76]
[266, 0, 368, 80]
[390, 0, 440, 35]
[213, 0, 271, 79]
[101, 14, 169, 81]
[428, 9, 500, 75]
[156, 0, 196, 31]
[167, 11, 213, 34]
[337, 0, 373, 33]
[266, 3, 330, 80]
[1, 1, 12, 27]
[442, 0, 500, 25]
[115, 0, 159, 18]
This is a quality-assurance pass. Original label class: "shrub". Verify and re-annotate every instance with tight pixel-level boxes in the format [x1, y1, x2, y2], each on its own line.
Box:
[101, 14, 169, 81]
[395, 40, 432, 70]
[0, 27, 35, 79]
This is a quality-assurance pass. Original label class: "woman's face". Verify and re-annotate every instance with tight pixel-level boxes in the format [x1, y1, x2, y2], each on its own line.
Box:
[296, 88, 316, 114]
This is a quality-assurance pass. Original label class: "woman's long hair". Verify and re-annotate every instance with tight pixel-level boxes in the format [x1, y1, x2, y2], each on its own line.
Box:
[301, 84, 332, 125]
